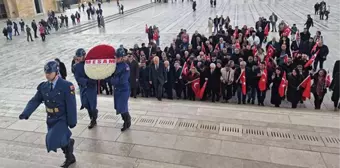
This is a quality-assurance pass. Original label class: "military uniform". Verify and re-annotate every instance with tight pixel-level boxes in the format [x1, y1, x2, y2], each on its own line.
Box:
[19, 61, 77, 168]
[111, 48, 131, 131]
[73, 48, 98, 129]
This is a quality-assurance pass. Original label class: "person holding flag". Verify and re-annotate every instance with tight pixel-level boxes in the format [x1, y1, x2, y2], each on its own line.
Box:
[271, 67, 284, 107]
[312, 40, 329, 71]
[186, 67, 200, 101]
[287, 68, 303, 108]
[257, 62, 268, 106]
[311, 69, 328, 110]
[234, 61, 248, 104]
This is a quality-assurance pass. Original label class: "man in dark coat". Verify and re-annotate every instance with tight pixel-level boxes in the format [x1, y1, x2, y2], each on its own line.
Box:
[55, 58, 67, 79]
[31, 20, 38, 38]
[139, 61, 150, 97]
[149, 56, 167, 101]
[164, 61, 174, 99]
[304, 14, 314, 31]
[313, 41, 329, 71]
[300, 28, 311, 42]
[127, 54, 139, 98]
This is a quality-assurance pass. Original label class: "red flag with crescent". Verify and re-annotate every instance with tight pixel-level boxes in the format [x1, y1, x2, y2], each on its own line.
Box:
[264, 23, 269, 36]
[279, 72, 287, 97]
[300, 75, 312, 100]
[198, 80, 208, 99]
[258, 69, 267, 91]
[181, 62, 189, 76]
[240, 71, 246, 95]
[191, 78, 200, 98]
[304, 50, 320, 68]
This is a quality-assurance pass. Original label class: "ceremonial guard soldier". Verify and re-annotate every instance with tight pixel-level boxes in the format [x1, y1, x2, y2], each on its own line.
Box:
[111, 47, 131, 131]
[74, 48, 99, 129]
[19, 61, 77, 168]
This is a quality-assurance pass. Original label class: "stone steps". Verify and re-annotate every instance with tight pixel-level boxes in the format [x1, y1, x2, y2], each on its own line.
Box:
[59, 3, 156, 34]
[0, 140, 138, 168]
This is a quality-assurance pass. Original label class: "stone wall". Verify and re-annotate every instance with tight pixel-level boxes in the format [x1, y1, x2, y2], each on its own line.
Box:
[15, 0, 35, 18]
[43, 0, 57, 12]
[4, 0, 19, 18]
[4, 0, 57, 18]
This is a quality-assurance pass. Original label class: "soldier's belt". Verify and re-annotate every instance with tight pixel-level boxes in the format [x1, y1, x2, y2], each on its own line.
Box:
[46, 108, 59, 113]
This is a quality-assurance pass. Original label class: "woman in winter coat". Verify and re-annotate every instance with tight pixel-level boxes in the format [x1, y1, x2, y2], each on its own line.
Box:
[287, 68, 303, 108]
[270, 67, 283, 107]
[312, 69, 327, 110]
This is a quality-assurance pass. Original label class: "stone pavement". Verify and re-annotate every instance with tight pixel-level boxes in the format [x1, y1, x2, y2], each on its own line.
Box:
[0, 0, 339, 167]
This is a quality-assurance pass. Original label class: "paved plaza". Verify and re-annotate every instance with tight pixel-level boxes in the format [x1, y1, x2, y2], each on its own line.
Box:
[0, 0, 339, 167]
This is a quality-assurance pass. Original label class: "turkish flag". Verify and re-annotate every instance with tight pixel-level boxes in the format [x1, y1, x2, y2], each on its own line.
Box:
[214, 44, 220, 52]
[201, 43, 206, 54]
[245, 28, 250, 37]
[191, 79, 201, 98]
[190, 61, 194, 70]
[240, 70, 247, 95]
[282, 26, 291, 37]
[311, 40, 319, 53]
[304, 50, 320, 68]
[258, 69, 267, 91]
[198, 80, 208, 99]
[233, 29, 238, 39]
[300, 76, 312, 99]
[206, 53, 211, 62]
[279, 72, 287, 97]
[181, 62, 189, 76]
[267, 45, 275, 58]
[326, 74, 331, 87]
[264, 23, 269, 36]
[283, 54, 289, 64]
[235, 42, 241, 49]
[252, 46, 257, 56]
[295, 30, 300, 40]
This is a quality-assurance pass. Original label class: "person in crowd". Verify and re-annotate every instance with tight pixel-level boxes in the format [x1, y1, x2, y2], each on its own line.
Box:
[234, 61, 248, 104]
[305, 14, 314, 31]
[54, 58, 67, 79]
[25, 25, 33, 42]
[313, 40, 329, 71]
[164, 61, 174, 99]
[330, 60, 340, 111]
[2, 26, 8, 40]
[13, 22, 19, 36]
[149, 56, 167, 101]
[312, 69, 327, 110]
[220, 63, 234, 103]
[39, 23, 46, 42]
[19, 19, 25, 32]
[139, 61, 150, 97]
[287, 68, 303, 108]
[186, 66, 200, 101]
[31, 20, 38, 38]
[314, 2, 320, 15]
[270, 67, 283, 107]
[269, 12, 278, 32]
[127, 53, 139, 98]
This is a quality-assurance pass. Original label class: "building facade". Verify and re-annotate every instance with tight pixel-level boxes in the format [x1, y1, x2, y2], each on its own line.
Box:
[0, 0, 59, 19]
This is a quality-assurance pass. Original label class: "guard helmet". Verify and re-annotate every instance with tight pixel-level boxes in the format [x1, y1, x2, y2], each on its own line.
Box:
[116, 47, 126, 58]
[75, 48, 86, 57]
[44, 61, 59, 73]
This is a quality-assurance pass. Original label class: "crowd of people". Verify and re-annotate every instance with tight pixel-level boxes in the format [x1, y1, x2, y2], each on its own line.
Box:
[314, 0, 330, 20]
[71, 12, 338, 111]
[2, 1, 108, 42]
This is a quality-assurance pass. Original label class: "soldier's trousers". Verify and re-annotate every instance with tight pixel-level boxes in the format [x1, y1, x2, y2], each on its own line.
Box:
[87, 109, 98, 120]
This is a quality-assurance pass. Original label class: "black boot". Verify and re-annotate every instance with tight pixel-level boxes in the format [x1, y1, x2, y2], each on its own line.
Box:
[60, 139, 76, 168]
[126, 113, 131, 129]
[121, 113, 128, 132]
[88, 110, 97, 129]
